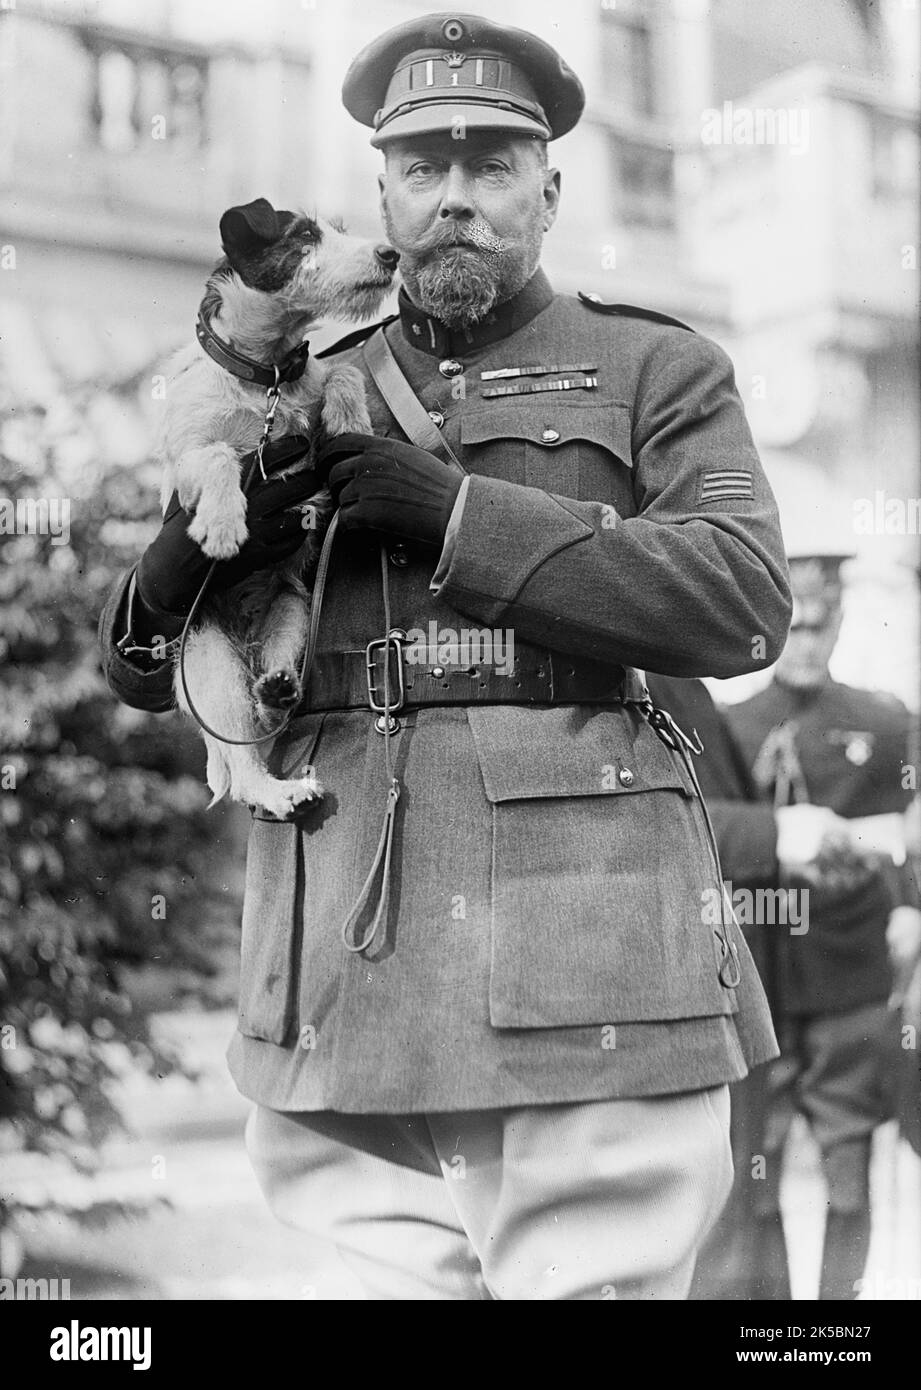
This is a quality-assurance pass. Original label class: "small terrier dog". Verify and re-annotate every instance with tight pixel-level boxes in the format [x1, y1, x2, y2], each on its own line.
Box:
[155, 197, 398, 818]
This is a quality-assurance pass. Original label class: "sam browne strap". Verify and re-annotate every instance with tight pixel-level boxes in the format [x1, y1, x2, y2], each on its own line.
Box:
[362, 329, 467, 475]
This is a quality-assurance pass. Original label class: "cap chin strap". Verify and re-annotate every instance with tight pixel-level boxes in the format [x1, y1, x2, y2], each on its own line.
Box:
[374, 90, 550, 140]
[195, 307, 310, 387]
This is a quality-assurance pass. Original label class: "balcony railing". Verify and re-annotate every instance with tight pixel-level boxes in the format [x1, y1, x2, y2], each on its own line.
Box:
[0, 10, 313, 254]
[78, 25, 209, 154]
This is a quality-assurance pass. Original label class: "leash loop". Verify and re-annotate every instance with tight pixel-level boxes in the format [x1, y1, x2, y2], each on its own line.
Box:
[340, 545, 404, 956]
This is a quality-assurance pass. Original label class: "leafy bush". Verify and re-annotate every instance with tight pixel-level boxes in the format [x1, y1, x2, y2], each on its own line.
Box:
[0, 377, 238, 1189]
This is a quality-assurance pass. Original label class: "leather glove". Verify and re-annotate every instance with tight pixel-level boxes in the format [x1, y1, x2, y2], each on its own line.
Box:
[316, 433, 463, 548]
[136, 435, 319, 619]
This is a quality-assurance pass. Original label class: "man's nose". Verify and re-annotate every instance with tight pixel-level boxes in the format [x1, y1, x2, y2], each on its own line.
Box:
[437, 165, 475, 219]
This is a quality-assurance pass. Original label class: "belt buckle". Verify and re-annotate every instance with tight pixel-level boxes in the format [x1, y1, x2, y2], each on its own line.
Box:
[365, 629, 406, 716]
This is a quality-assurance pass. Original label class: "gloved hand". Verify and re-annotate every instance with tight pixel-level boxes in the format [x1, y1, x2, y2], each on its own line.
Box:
[774, 803, 858, 886]
[316, 434, 463, 548]
[136, 435, 319, 619]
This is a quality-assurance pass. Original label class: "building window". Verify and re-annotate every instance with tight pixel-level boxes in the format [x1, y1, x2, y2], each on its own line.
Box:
[599, 6, 655, 119]
[869, 112, 919, 200]
[609, 135, 675, 229]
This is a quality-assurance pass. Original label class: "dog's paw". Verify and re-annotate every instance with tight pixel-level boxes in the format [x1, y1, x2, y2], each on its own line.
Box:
[254, 669, 303, 711]
[177, 476, 202, 512]
[254, 774, 323, 820]
[188, 490, 249, 559]
[321, 363, 372, 437]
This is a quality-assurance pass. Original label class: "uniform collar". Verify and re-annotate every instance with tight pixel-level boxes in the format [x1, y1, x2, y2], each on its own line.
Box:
[398, 268, 554, 358]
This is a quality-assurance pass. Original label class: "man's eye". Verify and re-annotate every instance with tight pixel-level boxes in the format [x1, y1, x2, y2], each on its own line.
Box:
[478, 162, 507, 175]
[407, 162, 436, 177]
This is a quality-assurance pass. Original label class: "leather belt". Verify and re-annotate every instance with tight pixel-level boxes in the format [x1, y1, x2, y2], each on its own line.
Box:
[300, 637, 648, 712]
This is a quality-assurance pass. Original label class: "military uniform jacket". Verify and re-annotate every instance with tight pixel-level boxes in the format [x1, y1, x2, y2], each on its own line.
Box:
[729, 678, 915, 1017]
[99, 270, 791, 1113]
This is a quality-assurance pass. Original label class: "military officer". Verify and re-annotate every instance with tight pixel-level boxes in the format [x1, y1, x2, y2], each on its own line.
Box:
[643, 675, 840, 1300]
[728, 551, 921, 1300]
[99, 14, 792, 1299]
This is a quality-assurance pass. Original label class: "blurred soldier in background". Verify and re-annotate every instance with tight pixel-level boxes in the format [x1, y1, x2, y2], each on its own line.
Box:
[646, 673, 848, 1299]
[728, 552, 921, 1300]
[897, 798, 921, 1161]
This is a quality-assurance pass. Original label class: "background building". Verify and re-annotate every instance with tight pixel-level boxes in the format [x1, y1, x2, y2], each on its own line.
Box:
[2, 0, 918, 702]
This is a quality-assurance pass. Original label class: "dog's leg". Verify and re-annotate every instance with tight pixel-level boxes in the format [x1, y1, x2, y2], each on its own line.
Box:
[320, 362, 373, 436]
[253, 585, 311, 715]
[177, 622, 322, 819]
[176, 443, 249, 560]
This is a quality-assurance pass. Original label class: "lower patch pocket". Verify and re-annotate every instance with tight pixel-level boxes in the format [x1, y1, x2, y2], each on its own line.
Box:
[237, 819, 304, 1043]
[466, 705, 735, 1028]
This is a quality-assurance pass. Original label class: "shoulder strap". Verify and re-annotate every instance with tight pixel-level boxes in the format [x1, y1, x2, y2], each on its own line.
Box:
[362, 329, 467, 475]
[577, 291, 695, 333]
[315, 315, 396, 360]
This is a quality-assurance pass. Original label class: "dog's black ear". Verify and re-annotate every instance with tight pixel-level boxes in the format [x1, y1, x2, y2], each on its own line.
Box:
[220, 198, 285, 266]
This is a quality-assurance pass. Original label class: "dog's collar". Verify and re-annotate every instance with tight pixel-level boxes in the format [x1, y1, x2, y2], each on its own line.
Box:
[195, 309, 311, 387]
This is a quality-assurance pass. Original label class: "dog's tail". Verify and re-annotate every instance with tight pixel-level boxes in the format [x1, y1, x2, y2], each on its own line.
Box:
[205, 742, 231, 808]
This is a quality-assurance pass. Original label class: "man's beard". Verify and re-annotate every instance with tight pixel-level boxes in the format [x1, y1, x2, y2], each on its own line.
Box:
[413, 245, 504, 329]
[386, 211, 542, 329]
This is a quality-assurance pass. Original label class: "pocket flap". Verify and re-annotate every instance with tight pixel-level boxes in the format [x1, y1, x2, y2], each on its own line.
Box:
[466, 704, 694, 802]
[461, 403, 633, 467]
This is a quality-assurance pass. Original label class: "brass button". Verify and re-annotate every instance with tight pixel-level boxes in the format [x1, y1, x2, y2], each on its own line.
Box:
[428, 409, 445, 427]
[439, 358, 463, 378]
[541, 427, 561, 443]
[389, 546, 409, 567]
[431, 665, 446, 679]
[618, 768, 635, 787]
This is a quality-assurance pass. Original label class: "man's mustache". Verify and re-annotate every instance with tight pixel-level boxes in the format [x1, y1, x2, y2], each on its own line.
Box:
[415, 220, 509, 258]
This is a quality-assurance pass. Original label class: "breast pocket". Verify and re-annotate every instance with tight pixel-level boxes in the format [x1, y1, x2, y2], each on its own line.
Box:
[460, 402, 636, 509]
[466, 704, 736, 1029]
[238, 712, 325, 1044]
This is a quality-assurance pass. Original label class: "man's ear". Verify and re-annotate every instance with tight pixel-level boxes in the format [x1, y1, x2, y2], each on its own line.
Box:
[542, 169, 561, 232]
[220, 198, 284, 268]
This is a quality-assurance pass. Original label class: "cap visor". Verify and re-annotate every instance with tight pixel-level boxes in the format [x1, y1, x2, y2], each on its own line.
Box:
[370, 102, 550, 147]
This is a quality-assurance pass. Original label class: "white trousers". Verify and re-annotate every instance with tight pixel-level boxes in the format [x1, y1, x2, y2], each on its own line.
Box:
[246, 1086, 733, 1300]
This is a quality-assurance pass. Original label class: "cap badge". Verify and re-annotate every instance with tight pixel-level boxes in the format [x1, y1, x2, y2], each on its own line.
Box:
[445, 51, 466, 68]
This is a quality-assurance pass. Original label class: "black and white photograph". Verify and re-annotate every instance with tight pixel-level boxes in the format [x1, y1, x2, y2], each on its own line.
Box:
[1, 0, 919, 1346]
